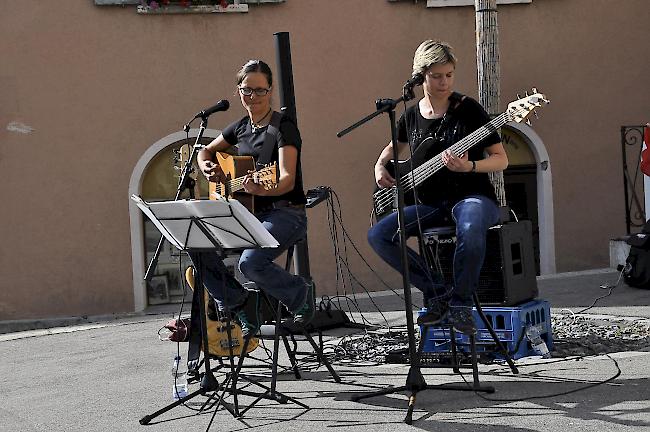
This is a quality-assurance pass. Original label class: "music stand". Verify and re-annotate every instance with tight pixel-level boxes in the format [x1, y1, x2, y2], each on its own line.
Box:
[133, 195, 287, 424]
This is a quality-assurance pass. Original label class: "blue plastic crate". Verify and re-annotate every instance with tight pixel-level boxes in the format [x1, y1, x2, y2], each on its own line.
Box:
[419, 299, 553, 360]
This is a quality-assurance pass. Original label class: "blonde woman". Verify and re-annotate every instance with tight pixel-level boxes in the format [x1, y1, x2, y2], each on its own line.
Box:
[368, 40, 508, 333]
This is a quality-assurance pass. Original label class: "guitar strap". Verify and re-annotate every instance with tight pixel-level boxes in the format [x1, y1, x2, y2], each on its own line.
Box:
[440, 91, 465, 143]
[441, 91, 464, 127]
[449, 91, 465, 107]
[417, 91, 464, 139]
[256, 111, 283, 169]
[187, 273, 204, 368]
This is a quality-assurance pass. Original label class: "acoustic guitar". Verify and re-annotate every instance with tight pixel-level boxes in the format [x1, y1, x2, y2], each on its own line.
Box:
[209, 152, 278, 213]
[184, 267, 259, 357]
[372, 90, 549, 220]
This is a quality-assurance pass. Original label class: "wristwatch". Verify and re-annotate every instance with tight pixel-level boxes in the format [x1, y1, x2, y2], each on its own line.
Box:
[471, 160, 476, 172]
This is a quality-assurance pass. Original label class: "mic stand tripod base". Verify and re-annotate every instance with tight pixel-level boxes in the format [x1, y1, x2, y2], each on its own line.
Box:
[349, 330, 496, 425]
[139, 385, 216, 426]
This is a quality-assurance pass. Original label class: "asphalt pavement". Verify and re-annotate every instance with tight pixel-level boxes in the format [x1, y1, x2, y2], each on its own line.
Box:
[2, 268, 650, 432]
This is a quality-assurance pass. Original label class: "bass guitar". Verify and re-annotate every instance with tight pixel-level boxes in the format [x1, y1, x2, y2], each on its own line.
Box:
[372, 90, 549, 220]
[209, 152, 278, 213]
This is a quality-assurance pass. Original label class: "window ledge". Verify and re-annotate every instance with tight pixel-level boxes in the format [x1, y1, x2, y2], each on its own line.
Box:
[94, 0, 286, 12]
[426, 0, 531, 7]
[137, 4, 249, 14]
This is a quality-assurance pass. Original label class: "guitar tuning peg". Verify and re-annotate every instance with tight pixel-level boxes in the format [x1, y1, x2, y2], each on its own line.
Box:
[525, 90, 529, 97]
[526, 119, 532, 126]
[517, 93, 521, 99]
[532, 87, 538, 93]
[534, 110, 539, 119]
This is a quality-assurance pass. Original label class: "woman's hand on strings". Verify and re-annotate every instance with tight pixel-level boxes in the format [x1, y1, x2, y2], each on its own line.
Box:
[243, 174, 266, 195]
[442, 150, 471, 172]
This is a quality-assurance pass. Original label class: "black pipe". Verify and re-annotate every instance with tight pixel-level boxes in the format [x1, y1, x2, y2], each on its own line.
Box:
[274, 32, 297, 123]
[274, 31, 310, 279]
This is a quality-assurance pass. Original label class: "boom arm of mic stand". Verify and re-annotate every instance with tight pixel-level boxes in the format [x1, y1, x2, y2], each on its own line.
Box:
[336, 96, 406, 138]
[144, 119, 208, 282]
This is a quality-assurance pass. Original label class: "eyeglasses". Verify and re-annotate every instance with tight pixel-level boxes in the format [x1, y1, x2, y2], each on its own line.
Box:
[238, 87, 271, 97]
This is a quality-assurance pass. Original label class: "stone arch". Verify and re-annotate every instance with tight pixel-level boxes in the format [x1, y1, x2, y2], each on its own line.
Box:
[128, 129, 221, 311]
[503, 123, 556, 275]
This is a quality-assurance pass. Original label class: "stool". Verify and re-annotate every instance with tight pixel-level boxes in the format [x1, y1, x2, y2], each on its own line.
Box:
[259, 237, 340, 383]
[254, 290, 340, 384]
[225, 239, 340, 413]
[418, 226, 519, 376]
[224, 288, 339, 415]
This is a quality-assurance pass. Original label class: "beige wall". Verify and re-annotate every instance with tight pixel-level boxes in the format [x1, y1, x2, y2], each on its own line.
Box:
[2, 0, 649, 320]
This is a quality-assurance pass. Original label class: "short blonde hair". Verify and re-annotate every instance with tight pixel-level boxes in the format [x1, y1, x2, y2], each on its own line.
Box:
[412, 40, 457, 76]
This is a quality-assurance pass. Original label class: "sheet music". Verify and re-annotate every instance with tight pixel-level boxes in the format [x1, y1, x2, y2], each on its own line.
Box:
[131, 195, 279, 250]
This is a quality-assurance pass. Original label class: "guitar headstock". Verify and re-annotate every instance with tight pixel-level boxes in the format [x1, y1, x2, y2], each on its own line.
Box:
[254, 163, 279, 190]
[173, 143, 198, 179]
[506, 88, 549, 124]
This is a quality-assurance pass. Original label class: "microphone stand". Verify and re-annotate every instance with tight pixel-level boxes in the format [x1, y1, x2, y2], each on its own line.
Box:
[140, 114, 222, 426]
[144, 115, 208, 282]
[338, 86, 428, 424]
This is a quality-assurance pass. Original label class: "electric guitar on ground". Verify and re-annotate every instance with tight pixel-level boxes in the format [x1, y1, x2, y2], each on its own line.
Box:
[185, 267, 259, 357]
[209, 152, 278, 213]
[372, 90, 549, 220]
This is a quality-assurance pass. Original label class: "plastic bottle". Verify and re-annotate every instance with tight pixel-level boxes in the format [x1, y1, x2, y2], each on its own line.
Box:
[525, 325, 551, 358]
[172, 355, 189, 400]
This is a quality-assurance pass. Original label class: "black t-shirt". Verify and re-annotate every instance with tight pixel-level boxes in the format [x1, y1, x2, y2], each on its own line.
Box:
[396, 94, 500, 205]
[221, 113, 306, 210]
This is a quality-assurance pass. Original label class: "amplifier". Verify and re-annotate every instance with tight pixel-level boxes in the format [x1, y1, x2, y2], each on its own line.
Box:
[423, 220, 538, 306]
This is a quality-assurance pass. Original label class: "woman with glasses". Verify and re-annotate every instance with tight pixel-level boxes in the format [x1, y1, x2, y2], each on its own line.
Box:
[193, 59, 313, 337]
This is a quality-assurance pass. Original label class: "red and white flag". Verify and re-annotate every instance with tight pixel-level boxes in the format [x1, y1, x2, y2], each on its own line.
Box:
[640, 123, 650, 176]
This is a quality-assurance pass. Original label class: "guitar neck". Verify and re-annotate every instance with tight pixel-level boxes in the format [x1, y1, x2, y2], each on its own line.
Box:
[374, 89, 547, 219]
[225, 167, 276, 194]
[406, 113, 508, 190]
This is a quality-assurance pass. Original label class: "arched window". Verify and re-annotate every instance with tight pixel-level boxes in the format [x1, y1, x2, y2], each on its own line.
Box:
[128, 129, 220, 310]
[502, 123, 555, 275]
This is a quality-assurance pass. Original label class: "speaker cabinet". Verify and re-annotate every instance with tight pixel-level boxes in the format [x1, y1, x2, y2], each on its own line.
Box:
[425, 221, 538, 306]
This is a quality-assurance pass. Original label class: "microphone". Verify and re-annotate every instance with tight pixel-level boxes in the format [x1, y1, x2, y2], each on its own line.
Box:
[403, 73, 424, 90]
[194, 99, 230, 119]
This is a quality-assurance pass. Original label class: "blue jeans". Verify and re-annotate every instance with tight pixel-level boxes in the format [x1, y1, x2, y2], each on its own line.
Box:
[367, 195, 499, 307]
[189, 206, 308, 312]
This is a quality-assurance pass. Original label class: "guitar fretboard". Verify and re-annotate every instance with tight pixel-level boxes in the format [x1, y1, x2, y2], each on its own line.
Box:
[405, 112, 508, 190]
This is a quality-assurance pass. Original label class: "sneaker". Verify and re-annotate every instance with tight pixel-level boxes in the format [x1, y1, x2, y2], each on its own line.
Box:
[292, 279, 316, 325]
[448, 306, 476, 335]
[416, 301, 449, 326]
[234, 311, 259, 338]
[234, 291, 261, 338]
